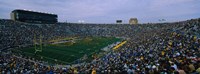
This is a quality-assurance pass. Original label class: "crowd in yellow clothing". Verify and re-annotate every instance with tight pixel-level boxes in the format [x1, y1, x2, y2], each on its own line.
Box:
[113, 41, 127, 50]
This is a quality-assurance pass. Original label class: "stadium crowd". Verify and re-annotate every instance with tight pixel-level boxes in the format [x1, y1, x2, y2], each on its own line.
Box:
[0, 18, 200, 74]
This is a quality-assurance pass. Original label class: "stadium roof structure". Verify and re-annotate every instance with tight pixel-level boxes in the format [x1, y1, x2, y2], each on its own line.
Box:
[13, 9, 56, 15]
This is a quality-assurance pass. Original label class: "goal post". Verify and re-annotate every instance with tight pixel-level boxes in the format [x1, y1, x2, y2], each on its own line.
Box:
[34, 34, 43, 53]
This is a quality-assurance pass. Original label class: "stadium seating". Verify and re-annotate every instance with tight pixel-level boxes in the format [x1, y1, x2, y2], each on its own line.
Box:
[0, 18, 200, 73]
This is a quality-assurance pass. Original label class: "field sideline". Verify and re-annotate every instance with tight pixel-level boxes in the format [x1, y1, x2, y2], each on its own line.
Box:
[15, 37, 121, 64]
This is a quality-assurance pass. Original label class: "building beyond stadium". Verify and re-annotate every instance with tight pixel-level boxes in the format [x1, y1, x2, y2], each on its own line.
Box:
[129, 18, 138, 25]
[10, 9, 58, 24]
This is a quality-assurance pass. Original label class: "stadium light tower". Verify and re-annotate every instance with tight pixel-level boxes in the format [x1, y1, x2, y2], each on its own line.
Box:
[158, 19, 166, 23]
[82, 20, 85, 23]
[78, 20, 85, 23]
[78, 20, 81, 23]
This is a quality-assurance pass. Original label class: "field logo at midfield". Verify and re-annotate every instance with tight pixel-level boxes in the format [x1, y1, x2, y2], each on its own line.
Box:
[34, 34, 43, 53]
[49, 37, 77, 46]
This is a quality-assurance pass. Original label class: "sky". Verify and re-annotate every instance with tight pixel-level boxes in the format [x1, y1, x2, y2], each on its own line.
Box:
[0, 0, 200, 23]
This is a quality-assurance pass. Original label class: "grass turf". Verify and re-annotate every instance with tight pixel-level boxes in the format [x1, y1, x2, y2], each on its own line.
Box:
[16, 37, 121, 64]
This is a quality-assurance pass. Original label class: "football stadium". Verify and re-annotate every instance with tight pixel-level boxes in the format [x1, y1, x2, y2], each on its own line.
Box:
[1, 0, 200, 74]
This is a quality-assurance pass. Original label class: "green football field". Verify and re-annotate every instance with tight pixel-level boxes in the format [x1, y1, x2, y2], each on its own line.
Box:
[16, 37, 121, 64]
